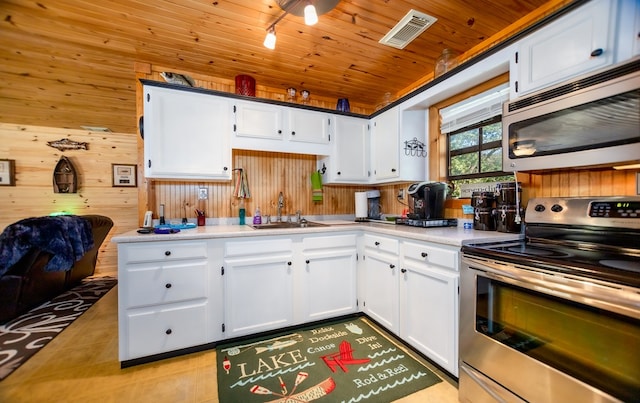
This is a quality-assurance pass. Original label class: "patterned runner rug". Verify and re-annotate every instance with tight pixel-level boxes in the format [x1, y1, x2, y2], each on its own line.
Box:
[0, 275, 117, 380]
[217, 316, 442, 402]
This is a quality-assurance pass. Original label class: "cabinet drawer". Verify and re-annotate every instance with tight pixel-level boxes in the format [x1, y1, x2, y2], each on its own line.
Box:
[225, 238, 292, 257]
[402, 241, 458, 271]
[121, 241, 208, 264]
[125, 261, 208, 308]
[302, 234, 357, 251]
[126, 302, 208, 359]
[364, 234, 399, 254]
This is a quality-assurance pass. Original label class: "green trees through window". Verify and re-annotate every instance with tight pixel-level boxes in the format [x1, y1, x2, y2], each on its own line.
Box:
[447, 117, 512, 198]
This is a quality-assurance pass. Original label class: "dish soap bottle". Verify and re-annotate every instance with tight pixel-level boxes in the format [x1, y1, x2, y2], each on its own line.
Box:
[239, 198, 246, 225]
[253, 207, 262, 225]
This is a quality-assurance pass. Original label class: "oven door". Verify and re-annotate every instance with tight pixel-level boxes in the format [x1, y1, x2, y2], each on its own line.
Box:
[460, 254, 640, 403]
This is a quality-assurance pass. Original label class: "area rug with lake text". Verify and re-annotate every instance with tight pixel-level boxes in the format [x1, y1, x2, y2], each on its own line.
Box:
[0, 275, 117, 380]
[216, 316, 442, 402]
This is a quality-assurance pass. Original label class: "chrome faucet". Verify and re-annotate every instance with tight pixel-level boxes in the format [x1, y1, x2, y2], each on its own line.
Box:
[277, 192, 284, 222]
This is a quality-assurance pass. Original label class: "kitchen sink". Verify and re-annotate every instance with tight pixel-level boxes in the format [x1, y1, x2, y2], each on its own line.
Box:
[251, 220, 328, 229]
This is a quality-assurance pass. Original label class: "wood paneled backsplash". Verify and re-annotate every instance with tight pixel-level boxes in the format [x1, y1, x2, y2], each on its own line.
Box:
[0, 123, 139, 274]
[444, 170, 639, 219]
[150, 149, 412, 223]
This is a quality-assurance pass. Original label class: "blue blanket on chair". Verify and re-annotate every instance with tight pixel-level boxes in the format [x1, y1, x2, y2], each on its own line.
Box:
[0, 215, 94, 277]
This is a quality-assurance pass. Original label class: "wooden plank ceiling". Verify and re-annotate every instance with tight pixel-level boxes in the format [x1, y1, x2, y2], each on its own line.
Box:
[1, 0, 560, 134]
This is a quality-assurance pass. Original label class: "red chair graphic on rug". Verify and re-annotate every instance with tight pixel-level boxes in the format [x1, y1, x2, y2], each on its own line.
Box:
[321, 340, 370, 373]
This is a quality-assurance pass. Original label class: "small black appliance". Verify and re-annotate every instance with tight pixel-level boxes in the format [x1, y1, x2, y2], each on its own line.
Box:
[407, 181, 447, 219]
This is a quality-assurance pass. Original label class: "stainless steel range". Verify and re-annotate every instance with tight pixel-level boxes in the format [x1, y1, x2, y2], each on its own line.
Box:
[459, 196, 640, 402]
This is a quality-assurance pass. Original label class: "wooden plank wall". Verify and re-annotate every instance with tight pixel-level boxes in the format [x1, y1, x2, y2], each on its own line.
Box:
[151, 150, 411, 223]
[0, 123, 138, 274]
[444, 170, 639, 219]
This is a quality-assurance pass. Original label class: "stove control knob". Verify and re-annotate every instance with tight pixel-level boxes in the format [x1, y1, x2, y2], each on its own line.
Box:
[551, 204, 563, 212]
[534, 204, 545, 212]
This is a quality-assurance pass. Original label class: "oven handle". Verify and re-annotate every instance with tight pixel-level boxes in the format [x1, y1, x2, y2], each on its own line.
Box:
[464, 257, 640, 320]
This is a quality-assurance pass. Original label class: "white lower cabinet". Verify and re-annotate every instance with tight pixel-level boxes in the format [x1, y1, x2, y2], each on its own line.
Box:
[223, 237, 295, 338]
[126, 301, 209, 359]
[361, 235, 460, 376]
[400, 240, 459, 376]
[117, 230, 460, 376]
[223, 234, 358, 338]
[299, 234, 358, 322]
[117, 239, 223, 362]
[362, 234, 400, 334]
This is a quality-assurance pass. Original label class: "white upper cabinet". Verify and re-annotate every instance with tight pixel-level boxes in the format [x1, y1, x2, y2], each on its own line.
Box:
[287, 108, 330, 145]
[370, 106, 427, 184]
[233, 100, 284, 140]
[371, 106, 400, 182]
[143, 85, 232, 180]
[232, 100, 331, 155]
[618, 0, 640, 60]
[319, 115, 370, 184]
[511, 0, 621, 98]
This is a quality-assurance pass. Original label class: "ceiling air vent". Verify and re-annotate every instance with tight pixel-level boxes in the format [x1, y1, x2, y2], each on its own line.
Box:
[379, 10, 437, 49]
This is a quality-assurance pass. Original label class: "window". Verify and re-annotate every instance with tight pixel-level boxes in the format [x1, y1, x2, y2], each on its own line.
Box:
[448, 116, 503, 178]
[440, 84, 512, 197]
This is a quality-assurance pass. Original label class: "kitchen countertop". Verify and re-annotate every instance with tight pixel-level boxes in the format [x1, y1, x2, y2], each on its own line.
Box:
[112, 220, 521, 247]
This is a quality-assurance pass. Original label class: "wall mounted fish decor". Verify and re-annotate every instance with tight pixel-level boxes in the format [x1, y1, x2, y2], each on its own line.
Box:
[160, 72, 195, 87]
[47, 138, 89, 151]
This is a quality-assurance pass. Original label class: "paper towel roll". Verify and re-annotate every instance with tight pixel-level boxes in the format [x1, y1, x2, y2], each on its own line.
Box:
[355, 192, 368, 219]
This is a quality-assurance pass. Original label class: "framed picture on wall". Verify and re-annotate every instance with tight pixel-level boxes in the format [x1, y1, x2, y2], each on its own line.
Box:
[112, 163, 137, 187]
[0, 159, 16, 186]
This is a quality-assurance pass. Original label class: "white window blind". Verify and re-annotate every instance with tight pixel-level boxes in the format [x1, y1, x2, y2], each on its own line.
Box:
[440, 84, 509, 134]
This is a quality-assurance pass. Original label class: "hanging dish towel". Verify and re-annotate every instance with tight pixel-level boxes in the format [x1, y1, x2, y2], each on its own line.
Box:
[233, 168, 251, 199]
[311, 171, 323, 202]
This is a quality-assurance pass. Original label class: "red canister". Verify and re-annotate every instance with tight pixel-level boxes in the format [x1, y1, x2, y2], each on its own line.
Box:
[235, 74, 255, 96]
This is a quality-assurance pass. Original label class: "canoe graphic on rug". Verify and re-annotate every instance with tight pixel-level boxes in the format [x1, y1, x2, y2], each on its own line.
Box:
[250, 372, 336, 402]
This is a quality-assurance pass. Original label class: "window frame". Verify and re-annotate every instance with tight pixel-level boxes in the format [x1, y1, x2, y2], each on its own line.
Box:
[447, 115, 506, 180]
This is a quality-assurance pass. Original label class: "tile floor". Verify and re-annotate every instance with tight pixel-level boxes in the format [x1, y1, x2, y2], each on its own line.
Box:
[0, 286, 459, 402]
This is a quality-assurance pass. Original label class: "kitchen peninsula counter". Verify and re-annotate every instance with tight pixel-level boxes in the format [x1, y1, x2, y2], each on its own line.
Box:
[111, 220, 521, 246]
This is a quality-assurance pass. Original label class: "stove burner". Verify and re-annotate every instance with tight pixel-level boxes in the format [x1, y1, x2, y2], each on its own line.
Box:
[600, 260, 640, 273]
[506, 245, 573, 258]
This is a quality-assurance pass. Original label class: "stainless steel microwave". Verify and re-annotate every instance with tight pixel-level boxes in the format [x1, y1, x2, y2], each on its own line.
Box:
[502, 59, 640, 172]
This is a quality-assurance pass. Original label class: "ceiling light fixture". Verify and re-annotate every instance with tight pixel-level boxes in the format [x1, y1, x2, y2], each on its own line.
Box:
[304, 3, 318, 26]
[263, 0, 339, 49]
[264, 27, 277, 49]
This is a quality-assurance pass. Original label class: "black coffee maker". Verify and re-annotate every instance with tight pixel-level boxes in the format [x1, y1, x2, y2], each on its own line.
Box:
[407, 181, 447, 219]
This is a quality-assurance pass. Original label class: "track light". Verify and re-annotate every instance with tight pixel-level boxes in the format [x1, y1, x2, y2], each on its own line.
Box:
[264, 0, 339, 49]
[264, 27, 276, 50]
[304, 3, 318, 25]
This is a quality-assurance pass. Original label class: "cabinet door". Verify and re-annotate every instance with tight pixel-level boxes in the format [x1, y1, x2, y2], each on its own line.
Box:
[362, 251, 400, 334]
[371, 107, 399, 182]
[300, 235, 358, 322]
[287, 108, 330, 144]
[513, 0, 615, 97]
[233, 101, 284, 140]
[399, 264, 459, 376]
[143, 85, 231, 180]
[330, 116, 369, 183]
[223, 254, 294, 338]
